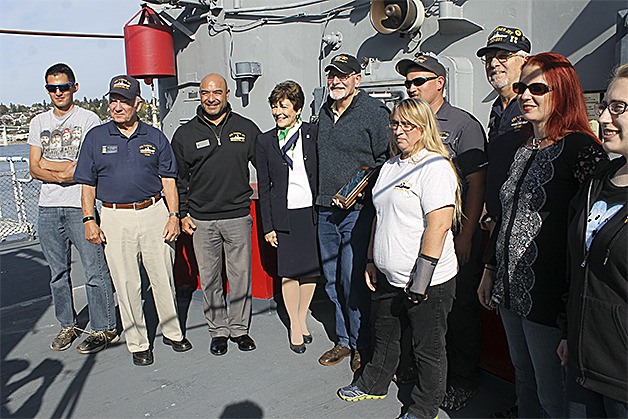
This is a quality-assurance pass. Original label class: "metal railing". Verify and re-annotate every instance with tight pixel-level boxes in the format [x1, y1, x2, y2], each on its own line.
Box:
[0, 157, 40, 242]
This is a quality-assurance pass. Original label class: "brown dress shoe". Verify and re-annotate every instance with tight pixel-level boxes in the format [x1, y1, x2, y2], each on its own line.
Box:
[350, 349, 361, 373]
[319, 344, 351, 366]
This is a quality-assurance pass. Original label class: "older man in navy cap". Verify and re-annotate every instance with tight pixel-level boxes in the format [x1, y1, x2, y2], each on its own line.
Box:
[316, 54, 390, 372]
[75, 75, 192, 366]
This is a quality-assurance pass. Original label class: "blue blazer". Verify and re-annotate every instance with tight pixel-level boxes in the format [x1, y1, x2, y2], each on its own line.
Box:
[255, 122, 318, 234]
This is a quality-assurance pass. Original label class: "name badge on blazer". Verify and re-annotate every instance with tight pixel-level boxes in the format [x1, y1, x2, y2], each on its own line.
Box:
[102, 145, 118, 154]
[196, 139, 210, 149]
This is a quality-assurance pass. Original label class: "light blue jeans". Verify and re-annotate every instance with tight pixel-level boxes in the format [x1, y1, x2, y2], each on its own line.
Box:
[38, 206, 116, 331]
[499, 306, 565, 418]
[317, 205, 373, 349]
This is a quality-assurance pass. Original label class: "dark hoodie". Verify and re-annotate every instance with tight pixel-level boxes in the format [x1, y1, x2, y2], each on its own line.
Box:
[171, 104, 260, 220]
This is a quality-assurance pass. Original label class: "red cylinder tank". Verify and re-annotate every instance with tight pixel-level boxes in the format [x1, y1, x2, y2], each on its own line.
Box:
[124, 6, 176, 79]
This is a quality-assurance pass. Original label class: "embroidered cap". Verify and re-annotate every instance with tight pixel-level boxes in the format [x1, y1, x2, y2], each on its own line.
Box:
[108, 75, 141, 100]
[396, 52, 446, 77]
[324, 54, 362, 75]
[476, 26, 531, 57]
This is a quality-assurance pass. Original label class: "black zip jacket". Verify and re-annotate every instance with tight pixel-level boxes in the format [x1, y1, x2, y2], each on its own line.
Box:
[172, 105, 260, 220]
[559, 156, 627, 402]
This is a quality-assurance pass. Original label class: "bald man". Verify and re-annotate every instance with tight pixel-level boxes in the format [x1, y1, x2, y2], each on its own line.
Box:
[172, 73, 261, 356]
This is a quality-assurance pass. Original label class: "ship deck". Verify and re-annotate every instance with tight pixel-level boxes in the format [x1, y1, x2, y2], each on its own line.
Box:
[1, 241, 515, 418]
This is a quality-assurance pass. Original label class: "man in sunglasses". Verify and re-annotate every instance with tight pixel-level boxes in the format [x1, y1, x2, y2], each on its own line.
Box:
[396, 53, 488, 410]
[476, 26, 531, 222]
[317, 53, 390, 372]
[27, 63, 119, 354]
[74, 75, 192, 366]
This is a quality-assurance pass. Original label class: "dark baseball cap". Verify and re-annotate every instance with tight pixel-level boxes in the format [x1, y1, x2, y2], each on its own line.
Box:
[324, 54, 362, 75]
[396, 53, 446, 78]
[108, 75, 141, 100]
[476, 26, 531, 57]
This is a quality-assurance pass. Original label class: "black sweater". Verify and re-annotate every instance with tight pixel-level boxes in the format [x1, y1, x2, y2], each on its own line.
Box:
[560, 156, 627, 402]
[172, 105, 260, 220]
[316, 90, 390, 207]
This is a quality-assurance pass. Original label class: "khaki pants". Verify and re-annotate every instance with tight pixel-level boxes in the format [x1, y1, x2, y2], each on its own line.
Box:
[101, 201, 183, 352]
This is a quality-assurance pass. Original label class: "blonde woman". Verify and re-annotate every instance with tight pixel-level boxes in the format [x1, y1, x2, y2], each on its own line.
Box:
[337, 98, 462, 419]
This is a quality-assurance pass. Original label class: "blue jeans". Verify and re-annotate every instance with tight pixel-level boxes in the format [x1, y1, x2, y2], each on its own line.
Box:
[317, 205, 372, 349]
[38, 206, 116, 331]
[499, 306, 565, 418]
[357, 277, 455, 419]
[565, 368, 628, 418]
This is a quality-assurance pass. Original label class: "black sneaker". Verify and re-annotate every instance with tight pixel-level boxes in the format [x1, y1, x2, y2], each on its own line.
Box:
[76, 329, 119, 354]
[50, 326, 80, 351]
[440, 384, 478, 411]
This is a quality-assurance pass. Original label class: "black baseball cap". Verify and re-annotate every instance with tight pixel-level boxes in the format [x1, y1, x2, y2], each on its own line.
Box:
[108, 75, 141, 100]
[324, 54, 362, 75]
[476, 26, 531, 57]
[396, 53, 446, 78]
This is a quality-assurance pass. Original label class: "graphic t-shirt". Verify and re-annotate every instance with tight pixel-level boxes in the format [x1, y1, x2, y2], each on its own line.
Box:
[586, 176, 627, 250]
[27, 106, 101, 207]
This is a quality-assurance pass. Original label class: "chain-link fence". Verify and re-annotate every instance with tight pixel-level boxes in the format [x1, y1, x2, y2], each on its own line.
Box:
[0, 157, 41, 243]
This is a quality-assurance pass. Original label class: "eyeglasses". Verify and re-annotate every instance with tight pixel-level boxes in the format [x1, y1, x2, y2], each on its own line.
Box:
[45, 82, 75, 93]
[481, 50, 517, 64]
[326, 72, 354, 82]
[595, 100, 627, 116]
[404, 76, 438, 89]
[512, 82, 553, 96]
[389, 120, 417, 132]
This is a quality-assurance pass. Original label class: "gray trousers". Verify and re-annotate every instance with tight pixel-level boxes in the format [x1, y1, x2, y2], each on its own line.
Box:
[191, 215, 253, 338]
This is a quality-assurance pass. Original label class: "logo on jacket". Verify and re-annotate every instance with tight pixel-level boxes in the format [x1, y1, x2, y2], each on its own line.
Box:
[139, 144, 156, 156]
[229, 132, 246, 142]
[511, 115, 527, 130]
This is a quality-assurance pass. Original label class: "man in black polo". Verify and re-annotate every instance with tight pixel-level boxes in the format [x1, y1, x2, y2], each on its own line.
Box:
[171, 73, 260, 356]
[476, 26, 531, 222]
[396, 52, 487, 410]
[75, 75, 192, 366]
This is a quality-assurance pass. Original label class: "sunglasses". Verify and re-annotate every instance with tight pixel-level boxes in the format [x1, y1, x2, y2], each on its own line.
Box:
[481, 50, 517, 64]
[404, 76, 438, 89]
[512, 82, 553, 96]
[595, 100, 627, 116]
[45, 82, 75, 93]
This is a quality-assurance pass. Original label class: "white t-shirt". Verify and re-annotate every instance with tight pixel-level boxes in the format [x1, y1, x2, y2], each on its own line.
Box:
[27, 106, 101, 207]
[372, 150, 458, 288]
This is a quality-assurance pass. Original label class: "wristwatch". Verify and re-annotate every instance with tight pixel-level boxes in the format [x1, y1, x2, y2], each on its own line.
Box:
[169, 212, 181, 219]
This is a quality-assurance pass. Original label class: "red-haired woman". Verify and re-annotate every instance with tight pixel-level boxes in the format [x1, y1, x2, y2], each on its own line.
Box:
[477, 52, 607, 417]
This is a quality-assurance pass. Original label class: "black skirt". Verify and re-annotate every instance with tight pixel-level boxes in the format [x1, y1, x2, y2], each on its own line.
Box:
[276, 207, 321, 279]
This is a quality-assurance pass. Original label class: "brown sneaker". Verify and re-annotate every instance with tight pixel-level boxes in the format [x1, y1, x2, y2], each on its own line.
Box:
[76, 329, 120, 354]
[50, 326, 80, 351]
[350, 349, 362, 373]
[319, 344, 351, 366]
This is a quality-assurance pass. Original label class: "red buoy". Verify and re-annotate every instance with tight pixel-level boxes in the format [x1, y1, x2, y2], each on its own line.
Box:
[124, 6, 176, 79]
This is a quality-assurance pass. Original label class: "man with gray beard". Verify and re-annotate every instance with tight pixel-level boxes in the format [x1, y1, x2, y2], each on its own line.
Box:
[476, 26, 531, 222]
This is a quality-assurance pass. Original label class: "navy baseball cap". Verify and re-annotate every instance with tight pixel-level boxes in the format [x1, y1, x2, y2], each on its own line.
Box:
[325, 54, 362, 75]
[396, 53, 446, 78]
[476, 26, 531, 57]
[108, 75, 141, 100]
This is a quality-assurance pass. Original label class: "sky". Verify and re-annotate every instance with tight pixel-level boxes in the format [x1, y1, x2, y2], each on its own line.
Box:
[0, 0, 156, 106]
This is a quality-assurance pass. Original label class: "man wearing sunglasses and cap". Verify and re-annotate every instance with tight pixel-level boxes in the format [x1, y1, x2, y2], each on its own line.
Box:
[317, 53, 390, 372]
[396, 53, 488, 411]
[75, 75, 192, 366]
[477, 26, 531, 224]
[28, 63, 119, 355]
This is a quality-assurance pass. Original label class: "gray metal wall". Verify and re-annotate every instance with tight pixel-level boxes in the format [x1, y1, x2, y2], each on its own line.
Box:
[157, 0, 627, 139]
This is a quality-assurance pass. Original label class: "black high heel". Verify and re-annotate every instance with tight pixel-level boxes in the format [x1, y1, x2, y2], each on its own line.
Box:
[303, 334, 313, 344]
[290, 342, 306, 353]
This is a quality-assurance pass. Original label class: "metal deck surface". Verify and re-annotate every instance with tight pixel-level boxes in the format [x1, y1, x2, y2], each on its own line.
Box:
[1, 241, 515, 418]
